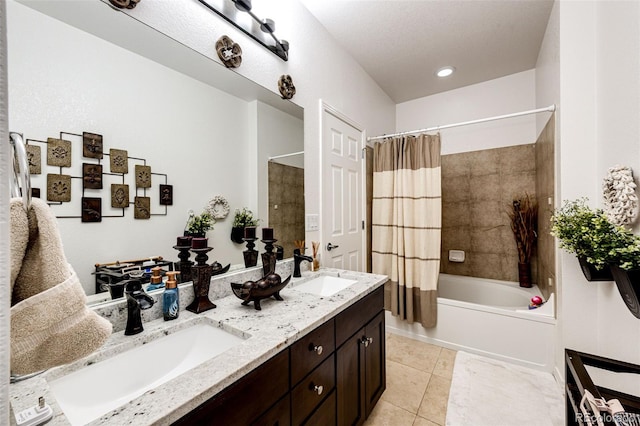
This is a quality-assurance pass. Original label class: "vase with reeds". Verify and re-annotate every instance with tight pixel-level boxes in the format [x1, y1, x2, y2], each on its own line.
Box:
[508, 194, 538, 288]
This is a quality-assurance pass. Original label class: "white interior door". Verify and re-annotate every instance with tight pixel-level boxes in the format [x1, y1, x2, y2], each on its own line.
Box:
[321, 105, 363, 271]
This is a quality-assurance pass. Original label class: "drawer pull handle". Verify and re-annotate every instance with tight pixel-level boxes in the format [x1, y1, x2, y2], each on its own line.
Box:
[312, 344, 323, 355]
[312, 384, 324, 395]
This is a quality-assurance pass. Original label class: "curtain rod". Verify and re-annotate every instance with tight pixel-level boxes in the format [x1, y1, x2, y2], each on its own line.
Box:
[367, 104, 556, 142]
[268, 151, 304, 161]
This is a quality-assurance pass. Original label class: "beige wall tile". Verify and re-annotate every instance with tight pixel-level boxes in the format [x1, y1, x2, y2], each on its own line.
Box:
[470, 173, 500, 202]
[469, 149, 499, 176]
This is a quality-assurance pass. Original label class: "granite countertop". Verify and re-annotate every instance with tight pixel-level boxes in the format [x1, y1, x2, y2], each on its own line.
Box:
[10, 266, 387, 425]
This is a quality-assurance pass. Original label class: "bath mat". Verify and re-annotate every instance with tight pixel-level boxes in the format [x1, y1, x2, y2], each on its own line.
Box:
[446, 352, 564, 426]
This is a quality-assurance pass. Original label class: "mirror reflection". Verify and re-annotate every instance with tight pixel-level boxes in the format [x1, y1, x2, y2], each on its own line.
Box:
[7, 0, 304, 305]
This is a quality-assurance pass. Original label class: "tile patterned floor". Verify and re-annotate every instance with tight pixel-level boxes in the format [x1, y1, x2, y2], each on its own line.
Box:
[365, 333, 456, 426]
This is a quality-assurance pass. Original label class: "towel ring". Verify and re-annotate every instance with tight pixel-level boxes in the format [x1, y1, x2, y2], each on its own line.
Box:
[10, 132, 31, 211]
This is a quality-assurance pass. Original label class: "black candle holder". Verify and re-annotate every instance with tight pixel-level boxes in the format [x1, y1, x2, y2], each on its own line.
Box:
[186, 247, 216, 313]
[261, 238, 278, 276]
[173, 244, 193, 283]
[242, 237, 258, 268]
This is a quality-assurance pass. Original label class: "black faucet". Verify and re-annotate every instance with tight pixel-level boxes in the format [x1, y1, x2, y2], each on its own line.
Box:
[293, 249, 313, 278]
[124, 279, 155, 335]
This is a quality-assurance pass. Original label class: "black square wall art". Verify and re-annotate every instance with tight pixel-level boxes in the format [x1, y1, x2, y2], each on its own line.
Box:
[159, 184, 173, 205]
[82, 163, 103, 189]
[81, 197, 102, 222]
[83, 132, 103, 159]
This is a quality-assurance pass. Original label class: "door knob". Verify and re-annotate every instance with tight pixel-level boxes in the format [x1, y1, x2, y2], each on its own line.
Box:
[312, 384, 324, 395]
[326, 242, 339, 251]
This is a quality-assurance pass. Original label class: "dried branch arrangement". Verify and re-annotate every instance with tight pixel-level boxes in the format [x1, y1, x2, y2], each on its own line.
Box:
[507, 194, 538, 263]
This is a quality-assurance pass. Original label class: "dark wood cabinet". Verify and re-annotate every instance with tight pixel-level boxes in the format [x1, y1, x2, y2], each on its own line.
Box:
[335, 288, 385, 426]
[173, 349, 290, 426]
[174, 286, 385, 426]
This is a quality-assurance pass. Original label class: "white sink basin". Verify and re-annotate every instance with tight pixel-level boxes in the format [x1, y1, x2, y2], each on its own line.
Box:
[292, 275, 358, 297]
[49, 322, 245, 426]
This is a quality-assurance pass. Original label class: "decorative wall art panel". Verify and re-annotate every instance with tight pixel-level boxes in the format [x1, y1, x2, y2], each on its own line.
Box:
[111, 184, 130, 208]
[134, 196, 151, 219]
[81, 197, 102, 222]
[46, 174, 71, 202]
[31, 188, 40, 198]
[82, 132, 104, 159]
[135, 165, 152, 188]
[109, 148, 129, 174]
[82, 163, 103, 189]
[159, 184, 173, 205]
[26, 144, 41, 174]
[47, 138, 72, 167]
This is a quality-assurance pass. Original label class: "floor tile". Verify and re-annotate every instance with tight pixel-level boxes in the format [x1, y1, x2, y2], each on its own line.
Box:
[413, 416, 441, 426]
[381, 359, 431, 414]
[386, 333, 442, 373]
[432, 348, 457, 379]
[417, 374, 452, 425]
[364, 399, 417, 426]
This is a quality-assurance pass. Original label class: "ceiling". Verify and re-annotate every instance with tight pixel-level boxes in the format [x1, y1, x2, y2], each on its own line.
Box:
[300, 0, 554, 104]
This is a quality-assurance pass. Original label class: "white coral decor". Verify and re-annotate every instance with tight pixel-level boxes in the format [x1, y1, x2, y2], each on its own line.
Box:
[602, 165, 638, 226]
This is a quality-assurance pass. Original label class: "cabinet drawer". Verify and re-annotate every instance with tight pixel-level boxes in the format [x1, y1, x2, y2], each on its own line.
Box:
[335, 286, 383, 347]
[290, 318, 335, 385]
[291, 354, 336, 425]
[252, 394, 291, 426]
[303, 389, 336, 426]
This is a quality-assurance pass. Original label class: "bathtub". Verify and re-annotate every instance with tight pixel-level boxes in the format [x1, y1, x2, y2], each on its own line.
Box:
[385, 273, 556, 372]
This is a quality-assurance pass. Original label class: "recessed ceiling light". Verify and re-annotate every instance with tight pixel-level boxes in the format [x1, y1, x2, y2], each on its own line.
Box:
[436, 66, 455, 78]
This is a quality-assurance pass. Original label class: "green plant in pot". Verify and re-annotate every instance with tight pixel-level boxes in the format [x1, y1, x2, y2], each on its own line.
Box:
[610, 235, 640, 319]
[231, 207, 260, 244]
[550, 198, 622, 281]
[184, 210, 214, 238]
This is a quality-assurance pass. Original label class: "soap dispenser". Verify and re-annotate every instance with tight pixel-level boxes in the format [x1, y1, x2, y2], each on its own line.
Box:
[163, 271, 181, 321]
[147, 266, 165, 291]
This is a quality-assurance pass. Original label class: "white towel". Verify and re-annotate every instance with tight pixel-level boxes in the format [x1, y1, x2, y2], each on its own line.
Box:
[10, 198, 112, 375]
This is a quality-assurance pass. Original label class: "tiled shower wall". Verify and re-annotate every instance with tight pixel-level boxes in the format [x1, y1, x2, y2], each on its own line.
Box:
[268, 162, 305, 259]
[440, 144, 538, 284]
[535, 118, 556, 298]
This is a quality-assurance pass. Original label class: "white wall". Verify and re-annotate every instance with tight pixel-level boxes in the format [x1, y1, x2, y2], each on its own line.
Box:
[396, 70, 540, 155]
[7, 1, 256, 291]
[537, 0, 640, 385]
[114, 0, 397, 244]
[534, 0, 562, 381]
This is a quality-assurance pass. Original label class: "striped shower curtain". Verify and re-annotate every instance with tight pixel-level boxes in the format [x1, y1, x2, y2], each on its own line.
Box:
[371, 134, 441, 328]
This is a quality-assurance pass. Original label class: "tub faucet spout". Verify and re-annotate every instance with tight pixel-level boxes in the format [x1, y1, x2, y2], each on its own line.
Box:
[124, 279, 154, 335]
[293, 249, 313, 278]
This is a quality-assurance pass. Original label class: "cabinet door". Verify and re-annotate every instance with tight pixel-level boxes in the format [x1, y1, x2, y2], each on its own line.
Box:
[364, 311, 386, 417]
[336, 329, 366, 426]
[303, 390, 336, 426]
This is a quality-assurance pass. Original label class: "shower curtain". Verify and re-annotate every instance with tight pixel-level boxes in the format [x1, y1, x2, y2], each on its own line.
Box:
[372, 134, 441, 328]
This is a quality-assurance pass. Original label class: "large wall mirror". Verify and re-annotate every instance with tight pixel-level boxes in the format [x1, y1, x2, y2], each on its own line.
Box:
[7, 0, 304, 304]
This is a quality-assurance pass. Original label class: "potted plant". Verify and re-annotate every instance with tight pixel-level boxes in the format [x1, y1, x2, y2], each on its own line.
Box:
[550, 198, 620, 281]
[231, 207, 260, 244]
[184, 210, 214, 238]
[507, 194, 538, 287]
[609, 235, 640, 319]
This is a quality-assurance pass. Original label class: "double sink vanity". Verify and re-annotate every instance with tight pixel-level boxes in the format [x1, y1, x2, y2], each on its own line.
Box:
[10, 261, 387, 425]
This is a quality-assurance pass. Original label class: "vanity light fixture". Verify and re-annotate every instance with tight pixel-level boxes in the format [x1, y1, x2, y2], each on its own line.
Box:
[198, 0, 290, 61]
[436, 66, 455, 78]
